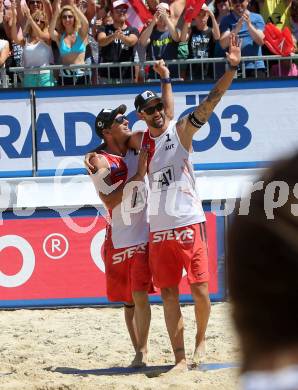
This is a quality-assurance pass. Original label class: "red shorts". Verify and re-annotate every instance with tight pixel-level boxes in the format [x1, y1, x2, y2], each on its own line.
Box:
[149, 223, 209, 288]
[104, 231, 153, 302]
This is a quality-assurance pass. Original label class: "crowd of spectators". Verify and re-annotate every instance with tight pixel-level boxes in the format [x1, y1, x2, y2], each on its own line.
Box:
[0, 0, 297, 87]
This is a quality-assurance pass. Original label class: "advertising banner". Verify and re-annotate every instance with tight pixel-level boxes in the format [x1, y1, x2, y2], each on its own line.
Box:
[0, 91, 32, 177]
[33, 79, 298, 175]
[0, 208, 224, 307]
[1, 80, 298, 178]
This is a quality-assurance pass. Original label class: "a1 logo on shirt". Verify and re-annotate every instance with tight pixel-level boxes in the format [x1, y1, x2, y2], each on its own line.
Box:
[151, 165, 175, 192]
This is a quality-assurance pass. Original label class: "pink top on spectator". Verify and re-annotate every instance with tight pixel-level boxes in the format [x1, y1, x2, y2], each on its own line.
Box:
[271, 62, 298, 77]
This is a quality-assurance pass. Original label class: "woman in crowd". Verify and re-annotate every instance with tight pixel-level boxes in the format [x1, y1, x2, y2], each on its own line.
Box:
[49, 0, 89, 85]
[213, 0, 232, 78]
[10, 0, 55, 87]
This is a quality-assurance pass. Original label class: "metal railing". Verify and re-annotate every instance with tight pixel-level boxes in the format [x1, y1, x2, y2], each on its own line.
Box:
[1, 54, 297, 88]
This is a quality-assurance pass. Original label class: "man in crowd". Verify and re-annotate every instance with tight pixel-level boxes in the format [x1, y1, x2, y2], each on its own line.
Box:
[97, 0, 139, 82]
[219, 0, 265, 78]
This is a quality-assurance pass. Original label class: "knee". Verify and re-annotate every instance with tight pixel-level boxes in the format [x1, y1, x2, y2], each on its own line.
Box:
[132, 291, 149, 308]
[191, 282, 210, 302]
[161, 287, 179, 303]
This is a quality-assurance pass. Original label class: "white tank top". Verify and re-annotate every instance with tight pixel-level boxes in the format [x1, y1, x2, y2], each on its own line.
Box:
[142, 120, 205, 232]
[98, 149, 149, 249]
[22, 39, 54, 68]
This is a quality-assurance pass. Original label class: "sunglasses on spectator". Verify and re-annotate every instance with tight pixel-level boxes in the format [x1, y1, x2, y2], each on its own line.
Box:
[216, 0, 229, 3]
[143, 102, 164, 115]
[62, 14, 74, 19]
[113, 115, 128, 125]
[115, 7, 128, 13]
[34, 18, 45, 23]
[29, 0, 41, 4]
[231, 0, 245, 3]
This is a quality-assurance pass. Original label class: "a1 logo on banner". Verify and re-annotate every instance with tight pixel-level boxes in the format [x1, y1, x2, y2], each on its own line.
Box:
[43, 233, 69, 260]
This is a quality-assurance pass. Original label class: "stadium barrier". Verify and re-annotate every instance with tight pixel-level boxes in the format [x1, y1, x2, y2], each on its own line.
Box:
[1, 54, 298, 88]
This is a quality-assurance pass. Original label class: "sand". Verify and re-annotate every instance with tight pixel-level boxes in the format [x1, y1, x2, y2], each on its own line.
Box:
[0, 302, 240, 390]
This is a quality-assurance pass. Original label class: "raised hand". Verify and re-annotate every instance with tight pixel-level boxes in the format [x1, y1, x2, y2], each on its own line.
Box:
[153, 59, 170, 78]
[226, 33, 241, 67]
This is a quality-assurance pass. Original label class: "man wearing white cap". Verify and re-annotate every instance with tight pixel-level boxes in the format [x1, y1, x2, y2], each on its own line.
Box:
[97, 0, 139, 82]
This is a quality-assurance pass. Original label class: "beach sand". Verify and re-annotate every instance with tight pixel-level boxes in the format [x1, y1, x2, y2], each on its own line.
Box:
[0, 302, 240, 389]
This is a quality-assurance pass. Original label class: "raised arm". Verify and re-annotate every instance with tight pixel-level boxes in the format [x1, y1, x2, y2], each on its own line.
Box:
[177, 33, 241, 150]
[180, 20, 190, 42]
[153, 59, 174, 120]
[10, 0, 24, 46]
[207, 8, 220, 41]
[84, 0, 96, 22]
[74, 4, 89, 40]
[158, 6, 180, 41]
[41, 0, 53, 24]
[0, 40, 10, 66]
[23, 3, 51, 42]
[139, 14, 157, 47]
[49, 0, 60, 43]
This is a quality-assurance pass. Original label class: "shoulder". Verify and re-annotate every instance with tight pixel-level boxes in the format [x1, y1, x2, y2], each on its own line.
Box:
[250, 12, 265, 22]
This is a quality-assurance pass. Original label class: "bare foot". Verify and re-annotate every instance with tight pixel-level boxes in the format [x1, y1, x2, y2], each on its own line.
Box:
[163, 359, 188, 375]
[130, 351, 147, 368]
[192, 340, 207, 367]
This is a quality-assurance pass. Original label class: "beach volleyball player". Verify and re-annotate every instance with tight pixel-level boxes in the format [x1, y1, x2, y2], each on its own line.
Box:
[86, 106, 152, 368]
[127, 35, 241, 369]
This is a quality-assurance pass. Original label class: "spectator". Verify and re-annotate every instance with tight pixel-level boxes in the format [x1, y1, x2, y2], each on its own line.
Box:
[180, 3, 220, 79]
[139, 2, 180, 79]
[290, 0, 298, 43]
[220, 0, 265, 78]
[214, 0, 231, 23]
[213, 0, 232, 77]
[50, 0, 89, 85]
[0, 37, 10, 83]
[270, 59, 298, 76]
[11, 0, 55, 87]
[228, 152, 298, 388]
[16, 0, 52, 31]
[258, 0, 291, 29]
[97, 0, 139, 83]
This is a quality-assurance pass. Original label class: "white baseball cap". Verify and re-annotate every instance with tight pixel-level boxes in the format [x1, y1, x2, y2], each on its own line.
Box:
[113, 0, 129, 8]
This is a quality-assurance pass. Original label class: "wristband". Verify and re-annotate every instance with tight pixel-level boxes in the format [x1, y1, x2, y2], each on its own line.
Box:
[160, 77, 171, 84]
[228, 64, 239, 71]
[188, 112, 205, 129]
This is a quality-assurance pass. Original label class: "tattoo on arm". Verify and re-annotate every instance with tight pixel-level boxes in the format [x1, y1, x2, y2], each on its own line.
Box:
[195, 86, 223, 123]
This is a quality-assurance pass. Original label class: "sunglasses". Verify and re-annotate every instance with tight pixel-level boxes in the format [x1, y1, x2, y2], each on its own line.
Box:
[113, 115, 128, 125]
[216, 0, 229, 3]
[35, 18, 45, 23]
[231, 0, 245, 3]
[143, 102, 164, 115]
[29, 0, 41, 4]
[115, 7, 128, 13]
[62, 14, 74, 19]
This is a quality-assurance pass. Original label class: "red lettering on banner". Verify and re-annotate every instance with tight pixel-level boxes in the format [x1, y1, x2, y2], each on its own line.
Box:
[0, 212, 218, 303]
